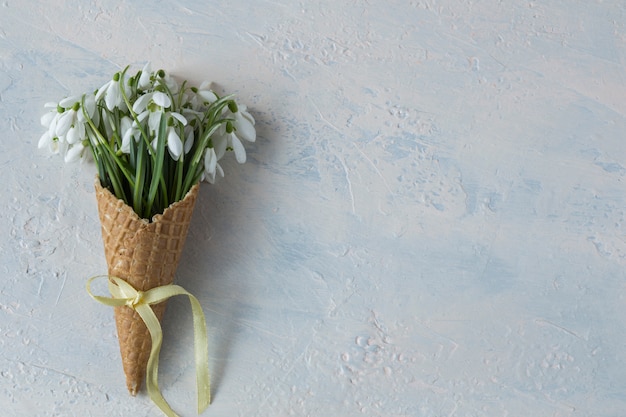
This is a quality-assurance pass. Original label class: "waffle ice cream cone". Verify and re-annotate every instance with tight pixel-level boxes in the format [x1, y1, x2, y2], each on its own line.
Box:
[95, 179, 200, 395]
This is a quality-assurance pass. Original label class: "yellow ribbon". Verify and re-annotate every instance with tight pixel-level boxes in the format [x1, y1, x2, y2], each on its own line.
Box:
[87, 276, 211, 417]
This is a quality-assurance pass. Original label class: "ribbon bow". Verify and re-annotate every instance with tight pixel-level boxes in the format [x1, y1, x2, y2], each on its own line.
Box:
[87, 276, 211, 417]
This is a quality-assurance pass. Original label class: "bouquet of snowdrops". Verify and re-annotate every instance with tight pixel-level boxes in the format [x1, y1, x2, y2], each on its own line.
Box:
[39, 63, 256, 218]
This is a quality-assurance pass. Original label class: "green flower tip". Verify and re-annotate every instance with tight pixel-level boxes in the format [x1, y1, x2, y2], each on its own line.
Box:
[225, 121, 234, 133]
[157, 69, 165, 78]
[228, 101, 238, 113]
[72, 102, 80, 111]
[113, 72, 121, 82]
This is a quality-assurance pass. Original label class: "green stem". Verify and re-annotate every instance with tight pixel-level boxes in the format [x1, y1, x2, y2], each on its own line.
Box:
[146, 113, 167, 217]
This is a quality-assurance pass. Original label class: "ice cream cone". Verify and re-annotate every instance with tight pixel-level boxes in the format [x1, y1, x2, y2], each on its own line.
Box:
[95, 179, 200, 395]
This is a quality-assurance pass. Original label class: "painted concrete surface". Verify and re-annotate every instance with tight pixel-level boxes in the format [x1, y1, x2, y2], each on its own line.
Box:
[2, 1, 626, 416]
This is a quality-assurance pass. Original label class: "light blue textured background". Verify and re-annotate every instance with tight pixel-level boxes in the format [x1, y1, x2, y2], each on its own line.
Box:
[1, 1, 625, 416]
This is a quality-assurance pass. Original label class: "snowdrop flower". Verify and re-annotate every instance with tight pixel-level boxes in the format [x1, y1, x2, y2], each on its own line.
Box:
[166, 126, 183, 160]
[183, 125, 195, 154]
[64, 141, 86, 163]
[191, 81, 218, 110]
[40, 102, 60, 128]
[39, 102, 62, 151]
[38, 130, 59, 153]
[149, 125, 183, 161]
[119, 116, 136, 154]
[149, 112, 187, 160]
[211, 102, 257, 164]
[96, 72, 126, 111]
[65, 121, 86, 145]
[231, 104, 256, 143]
[201, 147, 224, 183]
[55, 102, 81, 140]
[132, 91, 171, 114]
[40, 97, 89, 152]
[138, 62, 152, 90]
[229, 131, 247, 163]
[155, 69, 180, 95]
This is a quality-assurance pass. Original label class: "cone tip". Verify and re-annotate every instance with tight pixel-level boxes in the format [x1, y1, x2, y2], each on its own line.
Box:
[128, 383, 139, 397]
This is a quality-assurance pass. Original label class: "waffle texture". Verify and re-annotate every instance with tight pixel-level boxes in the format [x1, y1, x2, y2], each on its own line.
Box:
[95, 180, 200, 395]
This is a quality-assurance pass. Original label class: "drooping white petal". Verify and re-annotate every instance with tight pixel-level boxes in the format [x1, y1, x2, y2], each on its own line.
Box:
[120, 116, 133, 135]
[138, 62, 152, 89]
[59, 95, 81, 108]
[203, 148, 217, 175]
[239, 105, 256, 125]
[55, 110, 75, 137]
[119, 116, 133, 153]
[41, 111, 56, 127]
[229, 133, 247, 163]
[148, 111, 162, 134]
[136, 110, 150, 124]
[152, 91, 171, 108]
[133, 92, 153, 114]
[38, 131, 53, 149]
[121, 130, 132, 154]
[163, 74, 180, 94]
[184, 127, 194, 154]
[95, 80, 112, 101]
[64, 142, 85, 163]
[233, 111, 256, 142]
[198, 90, 217, 104]
[66, 124, 84, 145]
[166, 127, 183, 160]
[212, 133, 227, 159]
[105, 80, 122, 110]
[170, 112, 187, 126]
[82, 94, 96, 119]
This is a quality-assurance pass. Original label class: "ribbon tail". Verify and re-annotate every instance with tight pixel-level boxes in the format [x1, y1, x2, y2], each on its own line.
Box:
[187, 293, 211, 412]
[135, 303, 180, 417]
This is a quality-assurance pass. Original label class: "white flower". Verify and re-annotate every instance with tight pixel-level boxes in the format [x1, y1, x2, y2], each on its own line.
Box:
[192, 81, 218, 109]
[56, 102, 85, 144]
[210, 102, 256, 164]
[133, 91, 171, 114]
[148, 112, 187, 160]
[202, 147, 224, 183]
[55, 105, 79, 139]
[232, 104, 256, 143]
[64, 141, 86, 163]
[65, 122, 86, 145]
[214, 125, 247, 163]
[229, 131, 247, 163]
[166, 126, 183, 160]
[138, 62, 153, 90]
[184, 125, 195, 154]
[153, 69, 180, 95]
[212, 131, 228, 159]
[40, 102, 61, 144]
[38, 130, 58, 153]
[95, 73, 127, 111]
[119, 116, 136, 154]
